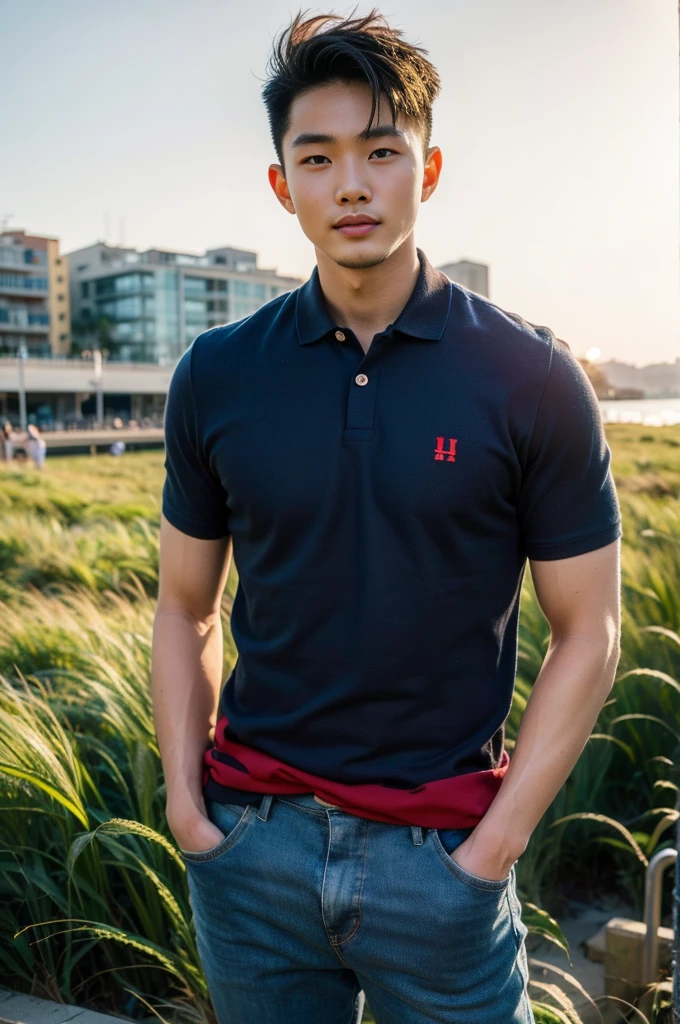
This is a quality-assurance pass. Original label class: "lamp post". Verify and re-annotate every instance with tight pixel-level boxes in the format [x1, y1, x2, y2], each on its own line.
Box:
[92, 348, 103, 426]
[17, 341, 27, 431]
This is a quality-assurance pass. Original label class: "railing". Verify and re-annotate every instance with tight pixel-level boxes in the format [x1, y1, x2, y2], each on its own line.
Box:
[642, 805, 679, 1019]
[0, 315, 50, 328]
[0, 275, 48, 291]
[0, 355, 175, 370]
[2, 415, 165, 433]
[0, 254, 47, 272]
[643, 847, 678, 986]
[674, 815, 679, 1023]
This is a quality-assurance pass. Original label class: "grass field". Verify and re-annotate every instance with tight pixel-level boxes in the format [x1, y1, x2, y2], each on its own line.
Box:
[0, 423, 678, 1023]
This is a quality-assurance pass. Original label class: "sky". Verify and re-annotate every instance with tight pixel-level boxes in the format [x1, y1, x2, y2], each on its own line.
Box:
[2, 0, 678, 367]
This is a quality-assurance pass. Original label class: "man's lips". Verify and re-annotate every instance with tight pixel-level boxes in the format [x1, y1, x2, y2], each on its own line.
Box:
[333, 215, 380, 238]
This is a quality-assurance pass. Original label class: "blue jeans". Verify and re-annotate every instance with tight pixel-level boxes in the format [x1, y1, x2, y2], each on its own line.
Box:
[180, 792, 534, 1023]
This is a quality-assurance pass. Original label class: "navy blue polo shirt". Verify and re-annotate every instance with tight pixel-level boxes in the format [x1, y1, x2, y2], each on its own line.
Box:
[161, 249, 622, 828]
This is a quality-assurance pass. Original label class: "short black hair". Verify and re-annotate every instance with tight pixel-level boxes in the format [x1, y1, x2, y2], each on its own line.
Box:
[262, 9, 441, 165]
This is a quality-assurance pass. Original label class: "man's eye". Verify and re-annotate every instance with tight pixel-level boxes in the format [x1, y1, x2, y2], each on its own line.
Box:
[303, 155, 330, 165]
[370, 148, 396, 159]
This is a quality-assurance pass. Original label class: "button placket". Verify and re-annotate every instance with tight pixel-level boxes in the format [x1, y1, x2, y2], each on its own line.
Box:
[345, 360, 381, 438]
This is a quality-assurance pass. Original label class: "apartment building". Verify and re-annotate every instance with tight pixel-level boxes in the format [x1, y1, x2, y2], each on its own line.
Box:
[0, 230, 70, 356]
[438, 259, 489, 298]
[67, 242, 302, 365]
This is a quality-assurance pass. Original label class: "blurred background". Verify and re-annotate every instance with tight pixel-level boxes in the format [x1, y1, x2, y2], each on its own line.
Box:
[0, 0, 678, 433]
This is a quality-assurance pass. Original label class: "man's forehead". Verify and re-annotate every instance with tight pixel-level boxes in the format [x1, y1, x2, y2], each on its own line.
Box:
[284, 81, 418, 145]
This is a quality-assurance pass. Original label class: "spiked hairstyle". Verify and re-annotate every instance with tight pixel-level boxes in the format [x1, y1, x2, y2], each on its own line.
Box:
[262, 10, 441, 165]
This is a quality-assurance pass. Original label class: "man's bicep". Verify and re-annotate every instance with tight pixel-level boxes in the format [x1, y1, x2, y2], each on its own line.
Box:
[158, 514, 232, 621]
[529, 538, 621, 646]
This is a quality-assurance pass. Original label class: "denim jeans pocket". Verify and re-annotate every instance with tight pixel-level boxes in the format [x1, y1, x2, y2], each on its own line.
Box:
[179, 801, 257, 864]
[431, 826, 511, 892]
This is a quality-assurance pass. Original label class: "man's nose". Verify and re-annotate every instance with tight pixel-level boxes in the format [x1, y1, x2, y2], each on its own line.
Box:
[336, 167, 372, 205]
[337, 186, 370, 204]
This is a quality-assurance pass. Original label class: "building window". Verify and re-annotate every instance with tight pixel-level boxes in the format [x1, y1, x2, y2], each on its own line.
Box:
[98, 296, 143, 319]
[232, 299, 257, 320]
[233, 280, 266, 300]
[57, 275, 63, 283]
[59, 333, 68, 341]
[55, 258, 62, 265]
[57, 294, 64, 301]
[58, 313, 66, 321]
[81, 282, 90, 298]
[184, 276, 208, 294]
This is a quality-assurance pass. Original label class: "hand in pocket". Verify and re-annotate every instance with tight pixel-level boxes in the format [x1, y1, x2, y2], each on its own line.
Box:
[168, 803, 226, 855]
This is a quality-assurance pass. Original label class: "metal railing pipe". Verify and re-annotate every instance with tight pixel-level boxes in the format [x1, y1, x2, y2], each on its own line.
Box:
[642, 846, 677, 988]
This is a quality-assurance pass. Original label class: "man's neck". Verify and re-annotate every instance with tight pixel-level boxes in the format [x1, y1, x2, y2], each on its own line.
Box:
[315, 238, 420, 354]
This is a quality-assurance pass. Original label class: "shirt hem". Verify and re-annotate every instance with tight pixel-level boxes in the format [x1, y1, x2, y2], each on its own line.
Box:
[162, 502, 229, 540]
[525, 521, 622, 561]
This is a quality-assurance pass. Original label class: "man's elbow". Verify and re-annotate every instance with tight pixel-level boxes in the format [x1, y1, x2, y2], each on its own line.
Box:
[154, 600, 222, 637]
[550, 622, 621, 683]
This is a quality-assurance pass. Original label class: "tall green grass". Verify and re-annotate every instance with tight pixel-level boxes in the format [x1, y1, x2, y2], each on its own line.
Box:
[0, 431, 678, 1023]
[0, 591, 209, 1021]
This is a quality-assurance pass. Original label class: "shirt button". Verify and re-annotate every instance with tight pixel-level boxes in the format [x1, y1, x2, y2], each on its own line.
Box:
[335, 330, 346, 341]
[355, 373, 369, 386]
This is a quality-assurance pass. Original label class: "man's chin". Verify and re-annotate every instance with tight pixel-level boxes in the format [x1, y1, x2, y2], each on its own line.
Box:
[334, 253, 388, 270]
[325, 241, 391, 270]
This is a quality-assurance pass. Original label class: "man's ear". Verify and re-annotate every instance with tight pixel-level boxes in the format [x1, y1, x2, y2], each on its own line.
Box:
[421, 146, 442, 203]
[268, 164, 296, 214]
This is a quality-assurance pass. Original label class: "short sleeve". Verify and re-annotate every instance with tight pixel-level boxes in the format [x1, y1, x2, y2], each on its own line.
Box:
[162, 345, 230, 539]
[518, 338, 622, 560]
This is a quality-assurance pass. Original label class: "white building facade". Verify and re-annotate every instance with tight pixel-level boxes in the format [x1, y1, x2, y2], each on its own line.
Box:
[67, 242, 302, 365]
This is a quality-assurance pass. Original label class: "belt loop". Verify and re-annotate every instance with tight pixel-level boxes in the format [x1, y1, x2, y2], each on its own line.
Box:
[257, 794, 274, 822]
[411, 825, 424, 846]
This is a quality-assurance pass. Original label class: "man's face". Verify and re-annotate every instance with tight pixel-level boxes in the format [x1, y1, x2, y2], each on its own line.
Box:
[269, 80, 440, 269]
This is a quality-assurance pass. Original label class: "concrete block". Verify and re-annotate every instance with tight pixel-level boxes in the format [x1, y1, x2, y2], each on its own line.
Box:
[604, 916, 673, 1003]
[584, 925, 607, 963]
[0, 988, 126, 1024]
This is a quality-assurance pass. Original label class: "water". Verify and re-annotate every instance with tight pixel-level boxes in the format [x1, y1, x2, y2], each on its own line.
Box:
[599, 397, 680, 426]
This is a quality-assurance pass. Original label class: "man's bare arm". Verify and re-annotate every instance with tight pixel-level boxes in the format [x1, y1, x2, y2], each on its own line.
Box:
[152, 514, 232, 852]
[453, 538, 621, 881]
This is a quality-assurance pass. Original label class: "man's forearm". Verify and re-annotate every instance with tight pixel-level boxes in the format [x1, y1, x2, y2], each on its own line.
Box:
[151, 607, 224, 812]
[471, 633, 620, 870]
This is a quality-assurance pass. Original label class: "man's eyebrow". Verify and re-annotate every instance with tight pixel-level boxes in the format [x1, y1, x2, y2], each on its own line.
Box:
[290, 125, 407, 149]
[291, 132, 336, 148]
[357, 124, 406, 143]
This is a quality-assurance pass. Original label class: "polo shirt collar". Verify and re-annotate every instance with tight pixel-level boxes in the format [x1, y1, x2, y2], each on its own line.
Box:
[296, 248, 452, 346]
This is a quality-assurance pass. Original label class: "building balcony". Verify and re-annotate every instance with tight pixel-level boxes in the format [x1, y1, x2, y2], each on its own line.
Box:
[0, 284, 49, 298]
[0, 258, 37, 273]
[0, 321, 50, 334]
[0, 252, 47, 273]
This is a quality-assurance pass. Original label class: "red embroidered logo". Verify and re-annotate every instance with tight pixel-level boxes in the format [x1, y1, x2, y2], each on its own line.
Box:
[434, 437, 457, 462]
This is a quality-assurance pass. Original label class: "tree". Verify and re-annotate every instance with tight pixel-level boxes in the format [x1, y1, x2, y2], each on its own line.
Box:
[578, 358, 612, 399]
[70, 316, 116, 359]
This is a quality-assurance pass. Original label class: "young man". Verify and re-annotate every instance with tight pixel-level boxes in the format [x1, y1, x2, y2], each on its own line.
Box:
[152, 11, 622, 1024]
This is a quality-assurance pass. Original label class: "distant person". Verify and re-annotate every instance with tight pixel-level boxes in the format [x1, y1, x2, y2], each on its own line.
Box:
[2, 421, 14, 462]
[109, 440, 126, 457]
[25, 424, 47, 470]
[152, 12, 622, 1024]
